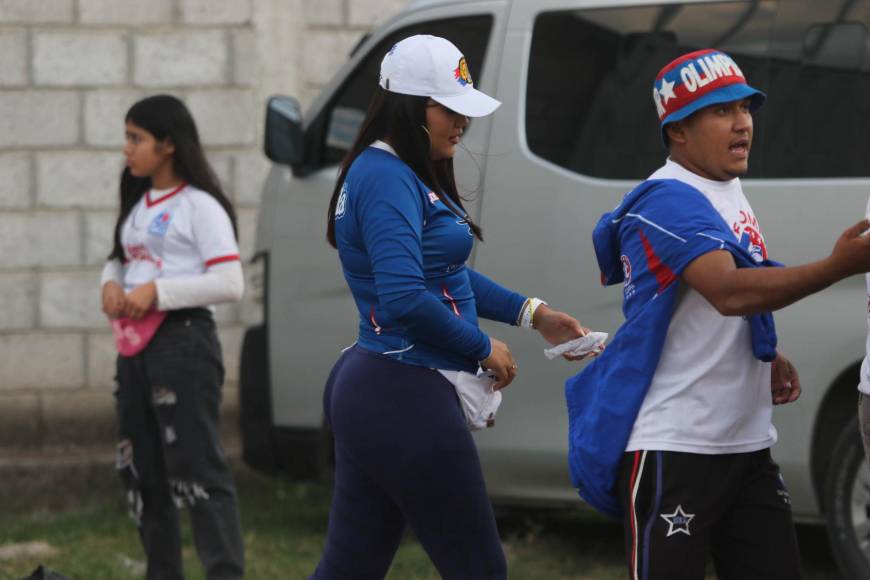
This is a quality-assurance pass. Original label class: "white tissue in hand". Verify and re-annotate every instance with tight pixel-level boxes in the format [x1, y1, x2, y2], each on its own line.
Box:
[544, 332, 608, 360]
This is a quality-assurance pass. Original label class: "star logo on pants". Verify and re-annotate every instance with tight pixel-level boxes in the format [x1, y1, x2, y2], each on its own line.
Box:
[660, 504, 695, 537]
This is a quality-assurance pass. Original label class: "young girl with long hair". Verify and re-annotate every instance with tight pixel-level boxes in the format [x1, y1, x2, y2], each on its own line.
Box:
[312, 35, 591, 579]
[100, 94, 245, 580]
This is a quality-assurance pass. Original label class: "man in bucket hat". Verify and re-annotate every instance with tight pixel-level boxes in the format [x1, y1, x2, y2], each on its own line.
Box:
[565, 48, 870, 579]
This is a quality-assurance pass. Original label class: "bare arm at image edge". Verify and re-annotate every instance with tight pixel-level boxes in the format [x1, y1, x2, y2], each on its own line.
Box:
[683, 219, 870, 316]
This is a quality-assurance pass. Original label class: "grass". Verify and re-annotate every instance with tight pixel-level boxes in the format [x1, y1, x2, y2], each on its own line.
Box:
[0, 465, 843, 579]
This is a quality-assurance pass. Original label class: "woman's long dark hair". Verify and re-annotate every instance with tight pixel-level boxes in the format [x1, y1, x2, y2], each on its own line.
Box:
[326, 88, 483, 248]
[108, 94, 238, 261]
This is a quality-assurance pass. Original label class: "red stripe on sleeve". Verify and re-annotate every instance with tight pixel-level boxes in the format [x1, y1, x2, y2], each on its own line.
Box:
[638, 229, 677, 293]
[204, 254, 241, 267]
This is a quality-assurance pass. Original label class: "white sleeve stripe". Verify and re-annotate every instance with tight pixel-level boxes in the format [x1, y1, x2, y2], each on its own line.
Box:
[611, 213, 687, 243]
[696, 232, 727, 248]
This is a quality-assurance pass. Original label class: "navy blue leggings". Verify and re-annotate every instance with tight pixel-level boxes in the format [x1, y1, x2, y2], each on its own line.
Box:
[311, 345, 507, 580]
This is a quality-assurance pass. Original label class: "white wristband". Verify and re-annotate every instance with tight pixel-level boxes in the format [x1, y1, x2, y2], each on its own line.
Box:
[520, 298, 547, 329]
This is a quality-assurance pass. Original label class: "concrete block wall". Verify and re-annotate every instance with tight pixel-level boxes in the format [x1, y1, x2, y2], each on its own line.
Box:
[0, 0, 408, 456]
[300, 0, 408, 104]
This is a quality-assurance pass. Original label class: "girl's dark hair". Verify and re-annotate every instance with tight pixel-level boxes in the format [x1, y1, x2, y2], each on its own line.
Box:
[326, 88, 483, 248]
[108, 94, 238, 261]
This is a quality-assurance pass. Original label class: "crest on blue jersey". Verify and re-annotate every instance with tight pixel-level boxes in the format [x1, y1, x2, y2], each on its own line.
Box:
[148, 211, 172, 237]
[456, 217, 473, 237]
[335, 183, 348, 220]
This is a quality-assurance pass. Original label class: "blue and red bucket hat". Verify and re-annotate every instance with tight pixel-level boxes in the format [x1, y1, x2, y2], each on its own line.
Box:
[653, 49, 766, 145]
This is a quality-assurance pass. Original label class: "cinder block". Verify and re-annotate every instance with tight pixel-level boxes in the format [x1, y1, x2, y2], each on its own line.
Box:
[217, 324, 244, 384]
[36, 151, 122, 209]
[84, 89, 143, 147]
[305, 0, 343, 26]
[0, 332, 85, 389]
[0, 272, 36, 329]
[204, 149, 234, 193]
[179, 0, 252, 24]
[0, 0, 73, 23]
[0, 30, 27, 86]
[238, 262, 264, 326]
[42, 390, 116, 447]
[86, 331, 117, 389]
[238, 296, 263, 327]
[33, 32, 127, 86]
[347, 0, 407, 27]
[303, 30, 361, 86]
[213, 303, 239, 325]
[231, 29, 260, 86]
[233, 150, 269, 205]
[299, 84, 322, 109]
[0, 211, 81, 268]
[40, 270, 107, 329]
[236, 206, 257, 260]
[0, 393, 40, 449]
[0, 91, 79, 147]
[187, 89, 257, 146]
[84, 210, 117, 266]
[79, 0, 173, 24]
[134, 31, 228, 87]
[0, 152, 31, 208]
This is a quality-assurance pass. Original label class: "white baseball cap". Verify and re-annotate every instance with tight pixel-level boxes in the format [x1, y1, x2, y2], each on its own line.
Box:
[379, 35, 501, 118]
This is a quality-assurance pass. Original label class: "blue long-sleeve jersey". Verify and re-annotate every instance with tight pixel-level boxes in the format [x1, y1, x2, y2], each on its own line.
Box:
[335, 146, 527, 372]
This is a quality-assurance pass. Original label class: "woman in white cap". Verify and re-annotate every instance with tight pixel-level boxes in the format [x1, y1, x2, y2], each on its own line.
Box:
[312, 35, 590, 579]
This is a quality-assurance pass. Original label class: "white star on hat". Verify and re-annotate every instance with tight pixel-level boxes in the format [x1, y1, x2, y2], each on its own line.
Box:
[659, 77, 676, 105]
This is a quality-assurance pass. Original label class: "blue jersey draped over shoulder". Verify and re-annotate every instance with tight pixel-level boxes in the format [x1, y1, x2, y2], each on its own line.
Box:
[565, 179, 779, 518]
[335, 146, 527, 372]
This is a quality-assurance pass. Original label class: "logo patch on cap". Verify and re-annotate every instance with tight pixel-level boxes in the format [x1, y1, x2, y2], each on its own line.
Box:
[454, 57, 472, 87]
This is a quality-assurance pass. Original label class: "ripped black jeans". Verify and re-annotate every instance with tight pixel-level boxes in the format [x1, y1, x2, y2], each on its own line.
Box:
[115, 308, 244, 580]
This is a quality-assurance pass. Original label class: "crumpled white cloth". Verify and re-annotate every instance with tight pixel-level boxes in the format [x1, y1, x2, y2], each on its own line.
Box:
[438, 368, 501, 431]
[544, 331, 608, 360]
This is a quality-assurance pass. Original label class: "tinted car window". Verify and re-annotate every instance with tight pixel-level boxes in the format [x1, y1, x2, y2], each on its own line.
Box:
[756, 0, 870, 178]
[526, 2, 870, 179]
[302, 15, 494, 172]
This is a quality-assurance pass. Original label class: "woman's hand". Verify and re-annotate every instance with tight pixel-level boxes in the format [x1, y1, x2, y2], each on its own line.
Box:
[481, 337, 518, 391]
[102, 281, 126, 319]
[533, 305, 596, 360]
[123, 282, 157, 320]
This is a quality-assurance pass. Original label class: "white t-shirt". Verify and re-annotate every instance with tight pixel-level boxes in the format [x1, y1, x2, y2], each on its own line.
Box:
[859, 198, 870, 395]
[626, 159, 776, 454]
[119, 183, 240, 290]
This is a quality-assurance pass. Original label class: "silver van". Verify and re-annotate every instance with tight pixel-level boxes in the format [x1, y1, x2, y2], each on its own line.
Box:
[239, 0, 870, 576]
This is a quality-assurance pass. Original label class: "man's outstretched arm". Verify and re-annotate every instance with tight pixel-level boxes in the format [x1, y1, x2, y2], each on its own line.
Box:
[683, 219, 870, 316]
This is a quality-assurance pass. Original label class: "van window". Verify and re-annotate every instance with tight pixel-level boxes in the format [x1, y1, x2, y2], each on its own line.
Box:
[303, 15, 494, 171]
[526, 2, 870, 179]
[757, 0, 870, 178]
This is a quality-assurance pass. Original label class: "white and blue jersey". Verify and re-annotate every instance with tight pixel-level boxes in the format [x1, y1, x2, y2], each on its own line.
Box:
[335, 143, 527, 372]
